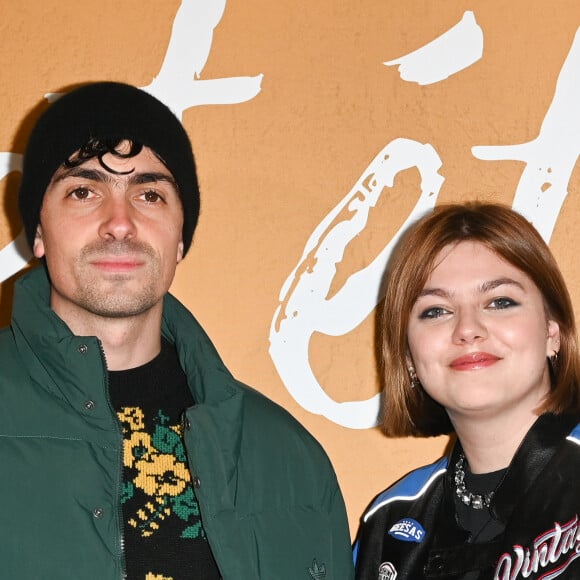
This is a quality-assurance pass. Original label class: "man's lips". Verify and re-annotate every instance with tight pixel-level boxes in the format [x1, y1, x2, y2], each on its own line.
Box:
[90, 258, 144, 272]
[449, 352, 500, 370]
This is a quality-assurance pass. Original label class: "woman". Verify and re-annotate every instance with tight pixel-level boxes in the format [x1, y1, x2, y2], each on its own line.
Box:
[353, 202, 580, 580]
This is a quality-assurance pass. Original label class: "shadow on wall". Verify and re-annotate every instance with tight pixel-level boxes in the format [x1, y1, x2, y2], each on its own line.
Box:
[0, 85, 88, 326]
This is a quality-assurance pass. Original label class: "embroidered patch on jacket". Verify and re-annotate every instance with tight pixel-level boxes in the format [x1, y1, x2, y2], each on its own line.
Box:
[378, 561, 397, 580]
[308, 559, 326, 579]
[495, 515, 580, 580]
[388, 518, 426, 543]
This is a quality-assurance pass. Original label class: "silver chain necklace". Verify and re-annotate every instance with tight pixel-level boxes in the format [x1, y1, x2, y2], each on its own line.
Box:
[454, 453, 494, 510]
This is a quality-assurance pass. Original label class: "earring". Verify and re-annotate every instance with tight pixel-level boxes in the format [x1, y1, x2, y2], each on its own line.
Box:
[408, 365, 420, 389]
[549, 351, 559, 374]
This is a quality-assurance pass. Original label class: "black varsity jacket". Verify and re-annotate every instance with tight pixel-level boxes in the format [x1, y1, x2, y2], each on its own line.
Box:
[353, 413, 580, 580]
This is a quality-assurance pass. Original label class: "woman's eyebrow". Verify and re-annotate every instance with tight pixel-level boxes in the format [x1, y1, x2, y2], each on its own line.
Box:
[479, 277, 524, 293]
[417, 277, 524, 299]
[417, 287, 451, 299]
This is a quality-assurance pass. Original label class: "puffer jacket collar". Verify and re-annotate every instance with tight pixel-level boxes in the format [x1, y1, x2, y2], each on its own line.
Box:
[12, 266, 238, 402]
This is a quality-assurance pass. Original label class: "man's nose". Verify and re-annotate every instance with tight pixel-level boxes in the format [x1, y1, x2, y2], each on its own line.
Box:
[98, 197, 137, 241]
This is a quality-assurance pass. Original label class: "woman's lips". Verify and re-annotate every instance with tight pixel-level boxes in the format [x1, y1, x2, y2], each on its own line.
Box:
[449, 352, 500, 371]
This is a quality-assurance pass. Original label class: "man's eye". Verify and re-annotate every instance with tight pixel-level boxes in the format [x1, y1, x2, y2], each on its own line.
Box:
[488, 297, 518, 310]
[142, 190, 163, 203]
[69, 187, 92, 200]
[418, 306, 449, 320]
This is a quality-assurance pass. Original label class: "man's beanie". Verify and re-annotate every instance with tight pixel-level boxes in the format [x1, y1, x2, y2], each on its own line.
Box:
[18, 81, 200, 256]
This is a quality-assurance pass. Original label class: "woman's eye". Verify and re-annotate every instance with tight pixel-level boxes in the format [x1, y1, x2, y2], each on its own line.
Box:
[488, 297, 518, 310]
[419, 306, 449, 320]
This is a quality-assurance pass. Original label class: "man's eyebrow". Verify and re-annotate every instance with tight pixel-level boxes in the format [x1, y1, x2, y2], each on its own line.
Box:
[51, 167, 110, 184]
[50, 167, 178, 190]
[128, 172, 178, 190]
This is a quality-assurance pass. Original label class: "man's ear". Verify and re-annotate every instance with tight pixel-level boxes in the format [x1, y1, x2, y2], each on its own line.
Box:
[176, 240, 184, 264]
[32, 225, 45, 259]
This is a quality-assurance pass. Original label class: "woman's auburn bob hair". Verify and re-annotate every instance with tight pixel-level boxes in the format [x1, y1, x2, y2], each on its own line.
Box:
[380, 202, 580, 437]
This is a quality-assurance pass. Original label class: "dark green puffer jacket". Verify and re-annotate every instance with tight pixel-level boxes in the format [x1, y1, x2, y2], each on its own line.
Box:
[0, 267, 354, 579]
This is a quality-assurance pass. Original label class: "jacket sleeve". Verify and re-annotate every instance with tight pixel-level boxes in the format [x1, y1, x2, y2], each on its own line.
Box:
[328, 482, 356, 579]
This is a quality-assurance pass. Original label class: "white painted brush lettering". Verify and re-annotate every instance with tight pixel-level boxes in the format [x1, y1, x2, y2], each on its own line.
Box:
[269, 139, 444, 429]
[270, 25, 580, 428]
[385, 11, 483, 85]
[473, 27, 580, 242]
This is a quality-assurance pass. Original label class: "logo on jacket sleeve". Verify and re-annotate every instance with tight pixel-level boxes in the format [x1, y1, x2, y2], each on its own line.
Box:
[308, 559, 326, 579]
[378, 562, 397, 580]
[388, 518, 426, 543]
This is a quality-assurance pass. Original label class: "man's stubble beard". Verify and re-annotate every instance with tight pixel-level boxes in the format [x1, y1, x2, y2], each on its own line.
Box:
[72, 240, 163, 319]
[72, 276, 160, 319]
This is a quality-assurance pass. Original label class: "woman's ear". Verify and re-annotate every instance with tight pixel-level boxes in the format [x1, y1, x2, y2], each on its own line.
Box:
[546, 319, 560, 357]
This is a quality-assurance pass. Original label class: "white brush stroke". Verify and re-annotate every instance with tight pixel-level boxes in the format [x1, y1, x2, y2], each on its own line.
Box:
[473, 26, 580, 242]
[384, 11, 483, 85]
[0, 153, 31, 283]
[269, 139, 444, 429]
[48, 0, 264, 118]
[143, 0, 263, 118]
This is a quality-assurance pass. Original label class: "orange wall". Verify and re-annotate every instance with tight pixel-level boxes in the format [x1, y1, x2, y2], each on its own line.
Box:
[1, 1, 580, 537]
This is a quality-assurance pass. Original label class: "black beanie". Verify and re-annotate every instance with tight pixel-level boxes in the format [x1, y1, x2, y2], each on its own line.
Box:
[18, 81, 200, 256]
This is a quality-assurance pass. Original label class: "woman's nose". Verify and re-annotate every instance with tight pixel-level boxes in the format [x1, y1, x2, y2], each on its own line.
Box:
[452, 309, 487, 344]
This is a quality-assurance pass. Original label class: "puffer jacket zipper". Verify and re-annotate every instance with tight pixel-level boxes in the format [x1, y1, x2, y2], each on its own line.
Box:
[98, 341, 127, 580]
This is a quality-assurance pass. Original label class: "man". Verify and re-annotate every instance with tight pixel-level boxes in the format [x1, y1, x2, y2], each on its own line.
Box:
[0, 82, 354, 579]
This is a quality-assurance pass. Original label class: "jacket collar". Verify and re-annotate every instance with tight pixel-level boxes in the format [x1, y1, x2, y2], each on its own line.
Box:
[12, 265, 240, 409]
[446, 412, 580, 523]
[490, 412, 580, 521]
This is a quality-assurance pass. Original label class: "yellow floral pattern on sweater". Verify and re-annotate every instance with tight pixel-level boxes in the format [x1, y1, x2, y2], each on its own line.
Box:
[117, 407, 205, 540]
